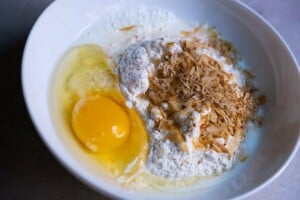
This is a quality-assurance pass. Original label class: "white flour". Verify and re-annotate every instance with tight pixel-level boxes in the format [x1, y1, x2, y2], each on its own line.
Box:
[116, 38, 239, 179]
[76, 5, 191, 55]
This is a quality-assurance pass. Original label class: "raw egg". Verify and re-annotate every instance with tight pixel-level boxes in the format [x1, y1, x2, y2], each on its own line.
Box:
[55, 45, 148, 178]
[72, 95, 130, 153]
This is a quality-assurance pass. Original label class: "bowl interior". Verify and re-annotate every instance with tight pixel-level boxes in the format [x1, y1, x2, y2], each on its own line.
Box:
[22, 0, 300, 199]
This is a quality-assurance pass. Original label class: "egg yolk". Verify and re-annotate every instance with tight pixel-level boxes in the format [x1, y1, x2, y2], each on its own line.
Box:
[58, 45, 149, 180]
[96, 107, 149, 176]
[72, 96, 130, 153]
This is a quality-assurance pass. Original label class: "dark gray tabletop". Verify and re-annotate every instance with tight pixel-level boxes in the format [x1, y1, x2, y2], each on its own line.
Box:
[0, 0, 299, 199]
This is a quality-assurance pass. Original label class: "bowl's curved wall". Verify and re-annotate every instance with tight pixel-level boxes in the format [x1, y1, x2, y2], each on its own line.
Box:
[22, 0, 300, 199]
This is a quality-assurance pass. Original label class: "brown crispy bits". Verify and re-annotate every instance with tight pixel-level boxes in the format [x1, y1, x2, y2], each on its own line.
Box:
[120, 25, 137, 32]
[144, 27, 260, 153]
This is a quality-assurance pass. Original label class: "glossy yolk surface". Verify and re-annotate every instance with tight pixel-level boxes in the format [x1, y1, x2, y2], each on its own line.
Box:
[72, 95, 130, 153]
[58, 45, 148, 178]
[96, 106, 148, 176]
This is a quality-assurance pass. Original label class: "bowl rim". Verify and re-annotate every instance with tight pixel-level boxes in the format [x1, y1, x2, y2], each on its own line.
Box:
[21, 0, 300, 199]
[229, 1, 300, 198]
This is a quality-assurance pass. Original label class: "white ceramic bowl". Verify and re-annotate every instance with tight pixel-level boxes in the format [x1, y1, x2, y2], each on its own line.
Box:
[22, 0, 300, 199]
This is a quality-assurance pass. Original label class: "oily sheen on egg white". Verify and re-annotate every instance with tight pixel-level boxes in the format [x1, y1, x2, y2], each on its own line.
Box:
[53, 45, 148, 178]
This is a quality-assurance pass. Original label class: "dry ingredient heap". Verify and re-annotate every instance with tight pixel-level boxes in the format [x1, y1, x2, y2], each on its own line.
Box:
[116, 26, 259, 179]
